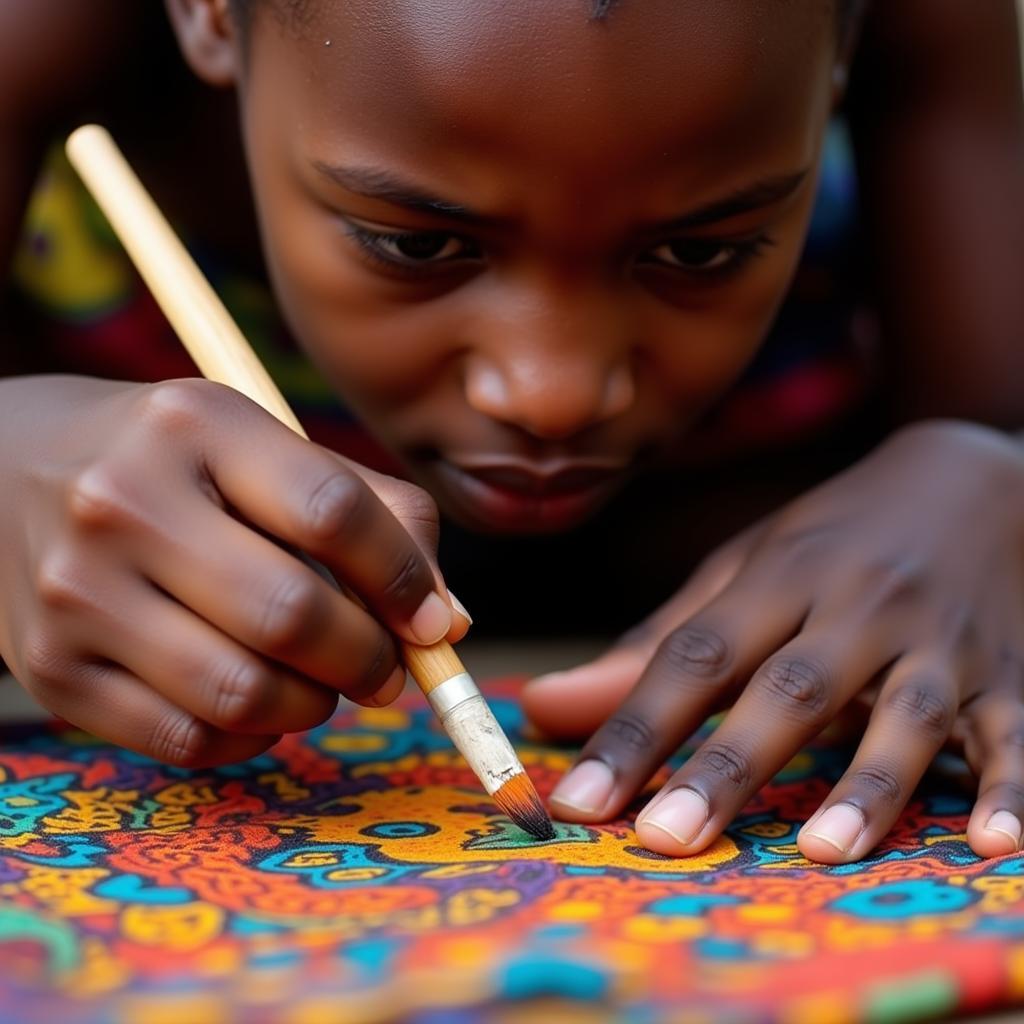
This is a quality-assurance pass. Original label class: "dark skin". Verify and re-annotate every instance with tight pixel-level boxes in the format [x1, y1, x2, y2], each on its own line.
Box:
[0, 0, 1022, 863]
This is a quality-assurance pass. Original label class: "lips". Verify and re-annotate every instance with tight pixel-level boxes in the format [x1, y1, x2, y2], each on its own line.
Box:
[465, 464, 620, 497]
[431, 456, 627, 533]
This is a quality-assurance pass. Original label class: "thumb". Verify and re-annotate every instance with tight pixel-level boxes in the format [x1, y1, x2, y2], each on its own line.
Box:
[521, 642, 653, 741]
[522, 521, 766, 741]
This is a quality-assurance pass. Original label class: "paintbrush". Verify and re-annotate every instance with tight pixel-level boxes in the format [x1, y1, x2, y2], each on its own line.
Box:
[65, 124, 554, 842]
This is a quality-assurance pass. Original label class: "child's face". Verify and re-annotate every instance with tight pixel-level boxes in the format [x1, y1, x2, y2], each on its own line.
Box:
[237, 0, 837, 533]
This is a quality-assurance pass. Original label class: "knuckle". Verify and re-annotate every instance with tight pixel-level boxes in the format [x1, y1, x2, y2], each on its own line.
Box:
[884, 681, 954, 737]
[774, 525, 836, 567]
[695, 741, 753, 788]
[857, 558, 927, 610]
[255, 572, 320, 651]
[980, 780, 1024, 807]
[387, 482, 439, 532]
[360, 631, 396, 691]
[381, 548, 430, 609]
[302, 470, 364, 542]
[67, 463, 140, 531]
[34, 551, 91, 612]
[22, 630, 74, 692]
[657, 625, 732, 682]
[756, 655, 831, 720]
[341, 628, 398, 702]
[148, 711, 210, 768]
[138, 379, 221, 433]
[847, 762, 903, 805]
[997, 728, 1024, 751]
[601, 712, 656, 753]
[206, 659, 274, 728]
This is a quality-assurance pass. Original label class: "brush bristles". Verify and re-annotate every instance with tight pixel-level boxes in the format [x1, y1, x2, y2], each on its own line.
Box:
[493, 772, 556, 841]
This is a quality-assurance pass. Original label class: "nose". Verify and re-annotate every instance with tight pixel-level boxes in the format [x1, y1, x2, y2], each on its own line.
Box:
[463, 283, 636, 441]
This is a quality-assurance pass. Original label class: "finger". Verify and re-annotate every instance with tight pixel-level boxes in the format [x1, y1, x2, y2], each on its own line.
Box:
[141, 382, 452, 645]
[633, 615, 903, 856]
[522, 522, 767, 741]
[964, 691, 1024, 857]
[86, 578, 351, 733]
[548, 558, 810, 822]
[797, 654, 957, 864]
[21, 654, 278, 767]
[131, 495, 403, 700]
[355, 465, 473, 644]
[217, 447, 451, 645]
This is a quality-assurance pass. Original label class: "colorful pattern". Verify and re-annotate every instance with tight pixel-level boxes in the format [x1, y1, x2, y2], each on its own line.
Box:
[0, 679, 1022, 1024]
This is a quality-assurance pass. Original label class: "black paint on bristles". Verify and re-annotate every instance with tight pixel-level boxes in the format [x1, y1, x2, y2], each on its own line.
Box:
[493, 772, 556, 841]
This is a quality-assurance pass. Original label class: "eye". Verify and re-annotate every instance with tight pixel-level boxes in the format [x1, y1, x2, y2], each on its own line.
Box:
[647, 239, 737, 271]
[639, 234, 772, 276]
[345, 223, 480, 269]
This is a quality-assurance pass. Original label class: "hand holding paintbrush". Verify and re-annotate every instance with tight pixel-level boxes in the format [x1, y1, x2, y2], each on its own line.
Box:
[65, 124, 553, 841]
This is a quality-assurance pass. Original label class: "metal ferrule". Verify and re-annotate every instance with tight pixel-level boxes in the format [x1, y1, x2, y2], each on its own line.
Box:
[426, 672, 480, 720]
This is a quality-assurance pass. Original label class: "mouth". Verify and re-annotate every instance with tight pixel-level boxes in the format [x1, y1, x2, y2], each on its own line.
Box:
[431, 456, 628, 533]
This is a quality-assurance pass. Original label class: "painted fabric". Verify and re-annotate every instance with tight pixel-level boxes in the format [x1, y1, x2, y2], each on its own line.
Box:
[11, 123, 868, 466]
[0, 679, 1022, 1024]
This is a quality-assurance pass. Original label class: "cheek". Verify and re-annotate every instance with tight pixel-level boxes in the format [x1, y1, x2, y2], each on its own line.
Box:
[647, 211, 818, 409]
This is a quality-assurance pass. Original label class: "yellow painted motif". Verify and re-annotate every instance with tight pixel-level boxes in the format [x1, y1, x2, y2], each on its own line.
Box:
[44, 789, 139, 833]
[354, 707, 410, 730]
[156, 784, 219, 807]
[20, 866, 115, 916]
[445, 887, 520, 926]
[121, 903, 225, 951]
[622, 915, 709, 942]
[257, 773, 311, 802]
[319, 734, 389, 754]
[297, 785, 740, 873]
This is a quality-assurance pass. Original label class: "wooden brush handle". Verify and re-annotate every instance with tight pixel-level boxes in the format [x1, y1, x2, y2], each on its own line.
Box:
[65, 124, 463, 693]
[66, 126, 301, 431]
[402, 643, 465, 695]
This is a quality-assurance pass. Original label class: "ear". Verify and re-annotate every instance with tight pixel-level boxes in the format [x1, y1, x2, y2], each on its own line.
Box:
[164, 0, 241, 87]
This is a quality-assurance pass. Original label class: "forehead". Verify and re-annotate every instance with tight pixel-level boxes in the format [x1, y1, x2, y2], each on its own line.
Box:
[252, 0, 835, 206]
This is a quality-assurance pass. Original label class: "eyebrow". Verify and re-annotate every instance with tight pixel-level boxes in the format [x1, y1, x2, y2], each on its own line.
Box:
[313, 162, 482, 223]
[314, 161, 809, 230]
[655, 170, 809, 232]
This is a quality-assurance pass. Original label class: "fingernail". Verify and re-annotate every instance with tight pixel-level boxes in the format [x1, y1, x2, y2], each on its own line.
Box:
[549, 760, 615, 815]
[410, 592, 452, 645]
[446, 589, 473, 626]
[803, 803, 866, 854]
[984, 810, 1022, 851]
[637, 787, 709, 847]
